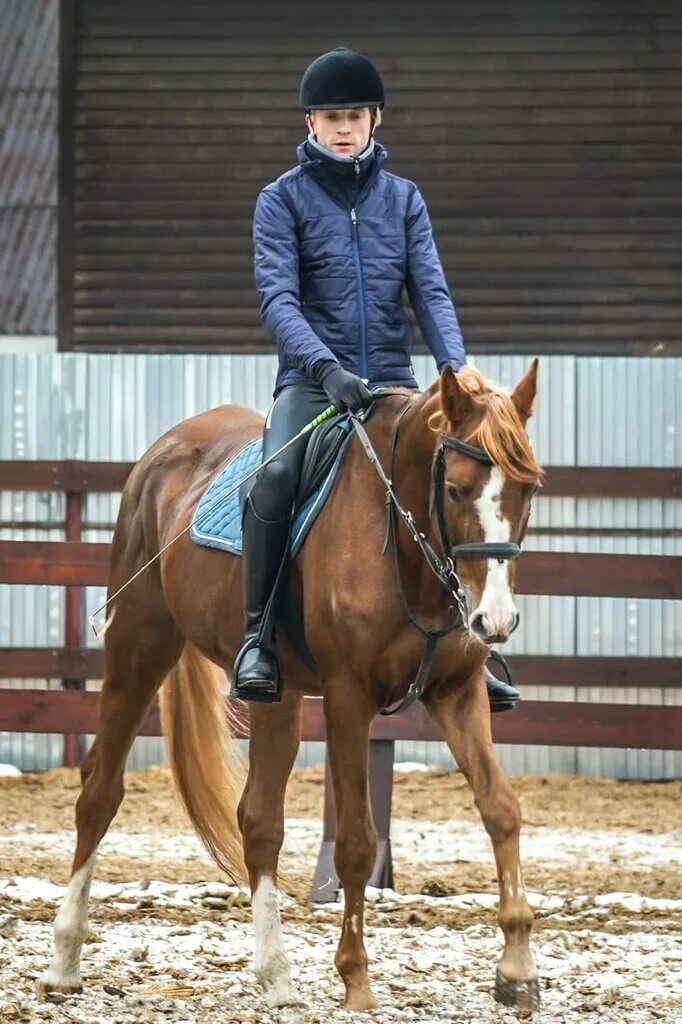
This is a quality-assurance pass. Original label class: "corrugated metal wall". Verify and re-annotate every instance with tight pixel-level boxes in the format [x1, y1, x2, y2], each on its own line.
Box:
[1, 352, 680, 778]
[0, 0, 57, 335]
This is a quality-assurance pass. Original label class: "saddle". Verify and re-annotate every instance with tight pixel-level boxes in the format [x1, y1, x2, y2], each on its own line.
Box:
[190, 412, 352, 558]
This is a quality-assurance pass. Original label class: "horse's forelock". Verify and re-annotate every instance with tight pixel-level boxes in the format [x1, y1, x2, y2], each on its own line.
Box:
[429, 369, 541, 484]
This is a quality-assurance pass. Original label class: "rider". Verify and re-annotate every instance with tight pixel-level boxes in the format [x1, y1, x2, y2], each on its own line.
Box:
[233, 47, 520, 712]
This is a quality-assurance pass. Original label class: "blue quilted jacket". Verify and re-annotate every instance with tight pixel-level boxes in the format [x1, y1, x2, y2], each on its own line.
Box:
[253, 140, 466, 394]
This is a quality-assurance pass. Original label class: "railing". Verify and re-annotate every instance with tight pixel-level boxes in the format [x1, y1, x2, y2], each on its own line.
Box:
[0, 460, 680, 898]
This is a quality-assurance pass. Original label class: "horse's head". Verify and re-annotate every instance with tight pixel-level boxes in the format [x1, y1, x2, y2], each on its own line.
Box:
[429, 360, 542, 645]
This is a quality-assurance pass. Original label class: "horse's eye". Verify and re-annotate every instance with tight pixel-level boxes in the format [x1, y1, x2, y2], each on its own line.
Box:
[447, 485, 463, 503]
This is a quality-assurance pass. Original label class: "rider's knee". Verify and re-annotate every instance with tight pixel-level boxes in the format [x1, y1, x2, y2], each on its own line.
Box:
[251, 459, 296, 521]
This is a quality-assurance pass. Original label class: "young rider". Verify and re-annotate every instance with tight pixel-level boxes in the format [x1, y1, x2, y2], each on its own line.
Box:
[233, 47, 520, 713]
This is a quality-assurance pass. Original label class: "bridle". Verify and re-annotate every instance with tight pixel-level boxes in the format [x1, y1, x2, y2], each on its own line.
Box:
[350, 396, 523, 716]
[432, 434, 522, 564]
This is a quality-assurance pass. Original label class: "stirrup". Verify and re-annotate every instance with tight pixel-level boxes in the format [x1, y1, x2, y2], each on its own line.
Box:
[230, 637, 282, 704]
[486, 651, 520, 715]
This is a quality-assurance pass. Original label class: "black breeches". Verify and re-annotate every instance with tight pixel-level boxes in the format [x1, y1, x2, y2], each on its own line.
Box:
[248, 382, 332, 522]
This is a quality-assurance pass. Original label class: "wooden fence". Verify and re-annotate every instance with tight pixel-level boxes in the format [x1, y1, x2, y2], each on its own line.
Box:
[0, 460, 680, 897]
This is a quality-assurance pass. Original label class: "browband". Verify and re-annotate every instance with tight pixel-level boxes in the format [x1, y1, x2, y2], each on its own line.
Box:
[440, 435, 493, 465]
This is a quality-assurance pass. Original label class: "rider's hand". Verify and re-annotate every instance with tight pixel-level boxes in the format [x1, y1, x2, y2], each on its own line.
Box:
[320, 366, 374, 414]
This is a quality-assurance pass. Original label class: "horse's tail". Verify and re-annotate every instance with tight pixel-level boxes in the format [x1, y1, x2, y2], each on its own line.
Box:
[159, 643, 246, 884]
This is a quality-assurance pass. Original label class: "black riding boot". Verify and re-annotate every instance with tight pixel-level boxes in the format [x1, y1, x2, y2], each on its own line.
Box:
[231, 496, 290, 703]
[485, 651, 520, 714]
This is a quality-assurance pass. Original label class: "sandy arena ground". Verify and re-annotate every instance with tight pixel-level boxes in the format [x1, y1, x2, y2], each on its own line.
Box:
[0, 766, 680, 1023]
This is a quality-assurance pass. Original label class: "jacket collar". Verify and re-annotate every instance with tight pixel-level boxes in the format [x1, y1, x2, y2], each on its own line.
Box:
[297, 138, 387, 200]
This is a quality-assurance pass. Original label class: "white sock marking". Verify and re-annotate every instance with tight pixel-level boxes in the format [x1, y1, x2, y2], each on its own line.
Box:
[40, 854, 96, 991]
[252, 876, 299, 1007]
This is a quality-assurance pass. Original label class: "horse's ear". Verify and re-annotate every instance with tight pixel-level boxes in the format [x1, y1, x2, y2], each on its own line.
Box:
[440, 366, 474, 427]
[511, 358, 539, 424]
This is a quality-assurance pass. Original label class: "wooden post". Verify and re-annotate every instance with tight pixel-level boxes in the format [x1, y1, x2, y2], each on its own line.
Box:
[310, 738, 395, 903]
[62, 490, 84, 767]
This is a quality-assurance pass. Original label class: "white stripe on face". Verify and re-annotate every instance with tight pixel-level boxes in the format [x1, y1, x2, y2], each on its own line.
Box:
[470, 467, 518, 639]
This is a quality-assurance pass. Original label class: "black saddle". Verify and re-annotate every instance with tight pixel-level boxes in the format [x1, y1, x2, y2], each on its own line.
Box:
[239, 411, 350, 520]
[297, 412, 351, 507]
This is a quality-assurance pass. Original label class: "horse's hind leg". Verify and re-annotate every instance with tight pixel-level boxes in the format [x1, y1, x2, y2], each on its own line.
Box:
[39, 595, 182, 997]
[238, 692, 304, 1008]
[424, 675, 539, 1013]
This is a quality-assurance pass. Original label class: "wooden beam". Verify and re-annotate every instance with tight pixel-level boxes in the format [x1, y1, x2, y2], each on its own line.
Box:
[0, 689, 162, 738]
[0, 460, 133, 493]
[307, 699, 682, 751]
[1, 649, 679, 691]
[0, 542, 679, 598]
[1, 690, 680, 751]
[517, 551, 682, 600]
[0, 648, 103, 679]
[505, 655, 682, 690]
[541, 466, 680, 500]
[0, 461, 678, 499]
[0, 541, 110, 586]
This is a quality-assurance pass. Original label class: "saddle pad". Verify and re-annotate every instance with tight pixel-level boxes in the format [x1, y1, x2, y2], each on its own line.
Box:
[190, 433, 350, 558]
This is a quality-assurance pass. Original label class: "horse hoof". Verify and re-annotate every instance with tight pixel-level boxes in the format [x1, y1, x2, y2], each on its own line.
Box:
[37, 978, 83, 1000]
[495, 969, 540, 1014]
[344, 986, 379, 1012]
[265, 986, 307, 1009]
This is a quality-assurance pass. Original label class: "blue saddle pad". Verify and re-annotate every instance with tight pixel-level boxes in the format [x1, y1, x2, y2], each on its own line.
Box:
[190, 431, 351, 558]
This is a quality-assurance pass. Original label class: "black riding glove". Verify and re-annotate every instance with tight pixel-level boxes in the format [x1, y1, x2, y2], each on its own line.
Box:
[319, 365, 374, 414]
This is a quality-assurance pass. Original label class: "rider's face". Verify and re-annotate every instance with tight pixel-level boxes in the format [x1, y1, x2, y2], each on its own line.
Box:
[306, 108, 373, 157]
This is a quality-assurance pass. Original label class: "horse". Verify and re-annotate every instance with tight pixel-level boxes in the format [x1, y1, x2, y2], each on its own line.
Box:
[39, 362, 543, 1013]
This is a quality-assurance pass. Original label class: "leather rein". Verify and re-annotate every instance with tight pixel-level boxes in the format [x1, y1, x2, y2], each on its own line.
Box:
[350, 396, 521, 716]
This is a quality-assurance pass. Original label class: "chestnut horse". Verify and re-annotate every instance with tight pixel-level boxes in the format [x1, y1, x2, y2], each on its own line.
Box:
[40, 363, 542, 1013]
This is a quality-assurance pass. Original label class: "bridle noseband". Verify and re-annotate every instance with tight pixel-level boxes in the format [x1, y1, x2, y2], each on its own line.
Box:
[350, 397, 525, 716]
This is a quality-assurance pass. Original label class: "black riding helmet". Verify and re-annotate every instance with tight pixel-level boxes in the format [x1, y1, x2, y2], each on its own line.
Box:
[300, 47, 385, 111]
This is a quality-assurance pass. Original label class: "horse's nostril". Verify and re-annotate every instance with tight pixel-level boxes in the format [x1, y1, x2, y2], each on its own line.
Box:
[510, 610, 520, 635]
[470, 612, 487, 638]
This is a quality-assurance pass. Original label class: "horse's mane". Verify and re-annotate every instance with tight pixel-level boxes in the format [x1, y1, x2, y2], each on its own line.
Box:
[429, 368, 542, 484]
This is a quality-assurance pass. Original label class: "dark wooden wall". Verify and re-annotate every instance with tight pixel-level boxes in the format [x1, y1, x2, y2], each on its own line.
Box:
[62, 0, 682, 354]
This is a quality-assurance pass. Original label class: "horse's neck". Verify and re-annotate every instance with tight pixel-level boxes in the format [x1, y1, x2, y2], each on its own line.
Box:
[383, 397, 447, 607]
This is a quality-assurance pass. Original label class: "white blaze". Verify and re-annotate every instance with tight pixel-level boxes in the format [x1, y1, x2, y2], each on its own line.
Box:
[470, 467, 517, 637]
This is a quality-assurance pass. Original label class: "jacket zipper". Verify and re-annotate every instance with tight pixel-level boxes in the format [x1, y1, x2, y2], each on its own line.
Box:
[350, 207, 369, 380]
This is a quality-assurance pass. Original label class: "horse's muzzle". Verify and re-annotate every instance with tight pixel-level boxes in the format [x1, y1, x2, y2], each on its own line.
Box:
[469, 609, 520, 644]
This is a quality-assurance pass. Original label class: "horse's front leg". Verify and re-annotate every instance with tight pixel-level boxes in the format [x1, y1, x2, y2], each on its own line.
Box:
[424, 672, 540, 1013]
[324, 683, 378, 1012]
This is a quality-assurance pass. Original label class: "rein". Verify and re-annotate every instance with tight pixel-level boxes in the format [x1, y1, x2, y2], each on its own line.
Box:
[350, 396, 522, 716]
